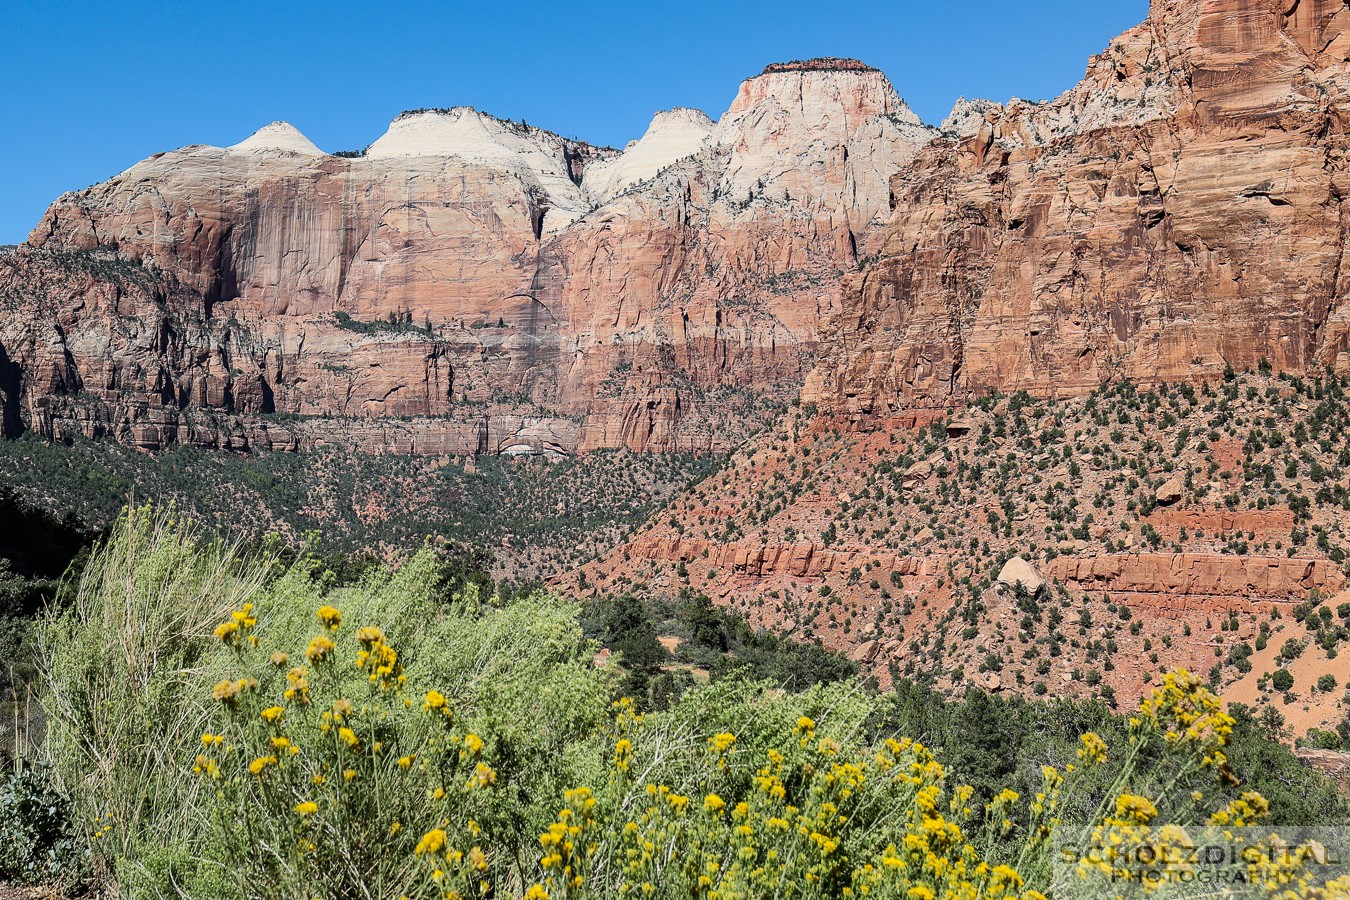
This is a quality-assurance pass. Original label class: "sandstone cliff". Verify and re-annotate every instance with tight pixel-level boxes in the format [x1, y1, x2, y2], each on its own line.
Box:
[7, 60, 932, 454]
[805, 0, 1350, 418]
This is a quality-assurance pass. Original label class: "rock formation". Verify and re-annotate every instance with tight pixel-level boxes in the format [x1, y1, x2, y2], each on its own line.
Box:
[805, 0, 1350, 419]
[5, 60, 933, 454]
[997, 556, 1045, 596]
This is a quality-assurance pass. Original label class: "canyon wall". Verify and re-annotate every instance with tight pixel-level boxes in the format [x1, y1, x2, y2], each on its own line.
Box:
[805, 0, 1350, 419]
[4, 61, 932, 454]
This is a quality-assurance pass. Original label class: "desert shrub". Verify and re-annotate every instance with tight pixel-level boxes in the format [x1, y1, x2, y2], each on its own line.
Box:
[1272, 669, 1295, 692]
[39, 509, 1350, 898]
[42, 506, 612, 898]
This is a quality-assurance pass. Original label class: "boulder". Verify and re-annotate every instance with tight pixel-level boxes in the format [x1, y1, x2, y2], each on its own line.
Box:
[851, 640, 881, 664]
[997, 556, 1045, 596]
[1296, 748, 1350, 796]
[1155, 477, 1184, 506]
[903, 460, 932, 485]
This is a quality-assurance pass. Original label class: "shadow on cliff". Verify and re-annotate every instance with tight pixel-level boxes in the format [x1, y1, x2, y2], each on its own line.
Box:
[0, 343, 21, 441]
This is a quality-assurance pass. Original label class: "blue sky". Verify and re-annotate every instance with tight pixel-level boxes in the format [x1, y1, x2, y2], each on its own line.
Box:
[0, 1, 1148, 244]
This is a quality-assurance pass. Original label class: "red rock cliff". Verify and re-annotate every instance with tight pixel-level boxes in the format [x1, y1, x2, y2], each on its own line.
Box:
[805, 0, 1350, 418]
[8, 63, 932, 454]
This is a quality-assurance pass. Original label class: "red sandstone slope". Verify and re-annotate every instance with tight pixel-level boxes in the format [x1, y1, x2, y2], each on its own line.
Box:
[582, 373, 1350, 723]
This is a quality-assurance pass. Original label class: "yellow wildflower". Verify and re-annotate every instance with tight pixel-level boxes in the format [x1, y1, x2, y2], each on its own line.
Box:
[248, 755, 278, 776]
[306, 635, 335, 664]
[316, 605, 342, 630]
[293, 801, 318, 816]
[284, 667, 310, 704]
[615, 738, 633, 772]
[1112, 794, 1158, 825]
[268, 651, 289, 667]
[211, 677, 255, 707]
[1209, 791, 1269, 826]
[1078, 732, 1108, 765]
[415, 828, 447, 856]
[259, 705, 284, 724]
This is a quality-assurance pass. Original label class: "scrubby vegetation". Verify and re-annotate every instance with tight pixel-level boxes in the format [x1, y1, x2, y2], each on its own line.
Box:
[0, 434, 716, 580]
[603, 369, 1350, 738]
[11, 507, 1346, 897]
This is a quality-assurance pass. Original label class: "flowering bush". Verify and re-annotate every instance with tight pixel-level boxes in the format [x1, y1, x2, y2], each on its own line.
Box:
[39, 509, 1350, 898]
[42, 508, 611, 898]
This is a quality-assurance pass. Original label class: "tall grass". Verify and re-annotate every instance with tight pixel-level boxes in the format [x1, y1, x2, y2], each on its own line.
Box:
[40, 506, 273, 888]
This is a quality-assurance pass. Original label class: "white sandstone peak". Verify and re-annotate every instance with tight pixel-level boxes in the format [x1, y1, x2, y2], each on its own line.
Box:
[715, 59, 923, 148]
[703, 59, 935, 229]
[651, 106, 716, 128]
[229, 122, 324, 156]
[365, 107, 574, 160]
[584, 107, 715, 203]
[364, 108, 597, 233]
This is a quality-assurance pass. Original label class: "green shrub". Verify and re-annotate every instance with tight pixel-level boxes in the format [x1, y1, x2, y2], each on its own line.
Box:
[0, 760, 87, 888]
[42, 506, 610, 897]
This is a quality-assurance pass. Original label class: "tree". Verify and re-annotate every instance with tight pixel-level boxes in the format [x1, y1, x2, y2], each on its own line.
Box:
[604, 595, 668, 703]
[682, 590, 727, 652]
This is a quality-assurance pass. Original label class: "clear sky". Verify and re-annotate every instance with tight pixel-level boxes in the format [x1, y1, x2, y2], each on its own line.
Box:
[0, 1, 1149, 244]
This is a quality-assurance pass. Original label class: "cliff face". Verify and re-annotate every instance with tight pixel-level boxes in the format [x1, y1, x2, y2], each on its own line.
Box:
[9, 61, 932, 454]
[805, 0, 1350, 418]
